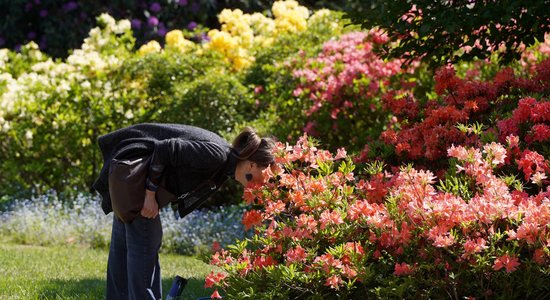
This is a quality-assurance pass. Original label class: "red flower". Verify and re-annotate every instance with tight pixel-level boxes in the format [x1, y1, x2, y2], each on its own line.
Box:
[242, 210, 263, 231]
[394, 262, 414, 276]
[434, 65, 461, 95]
[211, 289, 222, 299]
[493, 254, 520, 273]
[516, 150, 550, 181]
[204, 272, 227, 288]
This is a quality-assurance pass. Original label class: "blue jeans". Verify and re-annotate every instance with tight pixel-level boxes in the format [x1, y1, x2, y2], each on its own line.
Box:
[106, 214, 163, 300]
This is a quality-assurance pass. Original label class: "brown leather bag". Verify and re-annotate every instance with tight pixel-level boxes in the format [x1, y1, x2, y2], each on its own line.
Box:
[108, 156, 176, 223]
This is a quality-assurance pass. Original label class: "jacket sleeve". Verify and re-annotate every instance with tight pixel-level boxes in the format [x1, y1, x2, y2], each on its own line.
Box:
[147, 138, 228, 190]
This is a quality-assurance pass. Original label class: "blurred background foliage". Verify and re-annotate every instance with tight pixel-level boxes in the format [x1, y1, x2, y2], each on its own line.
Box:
[0, 0, 351, 58]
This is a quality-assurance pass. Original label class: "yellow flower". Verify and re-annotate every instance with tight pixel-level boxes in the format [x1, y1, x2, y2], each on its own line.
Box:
[166, 30, 184, 47]
[207, 30, 238, 53]
[272, 0, 309, 33]
[165, 30, 195, 52]
[138, 40, 162, 55]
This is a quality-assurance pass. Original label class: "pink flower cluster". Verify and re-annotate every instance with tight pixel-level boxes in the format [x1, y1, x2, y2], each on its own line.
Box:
[208, 136, 550, 297]
[292, 30, 412, 136]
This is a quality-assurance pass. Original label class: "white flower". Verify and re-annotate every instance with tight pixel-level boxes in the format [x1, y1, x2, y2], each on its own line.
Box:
[25, 130, 33, 140]
[114, 20, 131, 34]
[98, 13, 116, 29]
[531, 172, 547, 186]
[0, 49, 9, 70]
[81, 81, 91, 89]
[124, 109, 134, 119]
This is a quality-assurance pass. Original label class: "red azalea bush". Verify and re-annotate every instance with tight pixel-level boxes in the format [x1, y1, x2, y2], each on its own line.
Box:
[206, 135, 550, 299]
[373, 58, 550, 175]
[291, 30, 417, 150]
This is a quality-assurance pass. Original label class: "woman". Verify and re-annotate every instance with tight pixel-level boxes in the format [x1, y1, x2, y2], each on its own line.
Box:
[92, 123, 275, 300]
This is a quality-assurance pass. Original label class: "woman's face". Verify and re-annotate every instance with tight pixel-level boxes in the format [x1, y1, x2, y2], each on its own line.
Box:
[235, 160, 266, 186]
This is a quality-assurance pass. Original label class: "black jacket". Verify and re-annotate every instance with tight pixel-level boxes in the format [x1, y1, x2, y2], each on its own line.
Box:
[92, 123, 237, 218]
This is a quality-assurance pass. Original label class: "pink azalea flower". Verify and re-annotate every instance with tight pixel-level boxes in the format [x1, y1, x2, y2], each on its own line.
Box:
[493, 254, 520, 272]
[211, 289, 222, 299]
[394, 262, 414, 276]
[325, 275, 343, 289]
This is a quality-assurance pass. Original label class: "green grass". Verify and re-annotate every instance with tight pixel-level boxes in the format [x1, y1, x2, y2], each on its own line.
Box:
[0, 243, 217, 299]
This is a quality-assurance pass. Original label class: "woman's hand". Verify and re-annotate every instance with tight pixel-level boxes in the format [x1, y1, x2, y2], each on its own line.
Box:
[141, 189, 159, 218]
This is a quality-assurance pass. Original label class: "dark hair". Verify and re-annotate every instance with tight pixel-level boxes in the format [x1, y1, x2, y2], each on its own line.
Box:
[232, 127, 275, 167]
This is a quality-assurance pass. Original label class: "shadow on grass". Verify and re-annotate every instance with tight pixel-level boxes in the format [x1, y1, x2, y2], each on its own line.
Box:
[36, 277, 210, 300]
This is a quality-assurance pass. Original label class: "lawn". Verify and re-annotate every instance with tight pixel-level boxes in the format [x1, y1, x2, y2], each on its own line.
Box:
[0, 242, 216, 299]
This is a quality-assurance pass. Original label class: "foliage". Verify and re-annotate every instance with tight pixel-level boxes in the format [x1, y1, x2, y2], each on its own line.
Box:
[344, 0, 550, 67]
[0, 191, 248, 256]
[208, 135, 550, 299]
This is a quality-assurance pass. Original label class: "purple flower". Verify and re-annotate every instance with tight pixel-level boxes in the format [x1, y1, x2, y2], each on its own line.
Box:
[157, 28, 167, 36]
[27, 32, 37, 40]
[187, 21, 197, 30]
[0, 37, 5, 47]
[39, 9, 48, 17]
[131, 18, 142, 29]
[150, 2, 161, 13]
[157, 22, 167, 36]
[63, 2, 78, 12]
[25, 3, 33, 12]
[199, 32, 209, 42]
[148, 16, 159, 27]
[34, 0, 41, 4]
[178, 0, 188, 6]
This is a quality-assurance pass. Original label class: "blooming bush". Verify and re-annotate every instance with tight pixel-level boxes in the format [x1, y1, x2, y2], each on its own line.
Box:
[207, 135, 549, 299]
[292, 30, 417, 150]
[374, 57, 550, 176]
[138, 0, 315, 70]
[0, 191, 248, 256]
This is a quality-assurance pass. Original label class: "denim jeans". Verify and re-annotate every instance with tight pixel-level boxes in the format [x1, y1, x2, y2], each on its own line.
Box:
[106, 214, 163, 300]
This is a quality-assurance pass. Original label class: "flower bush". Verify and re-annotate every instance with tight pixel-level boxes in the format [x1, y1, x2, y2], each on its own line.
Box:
[207, 135, 550, 299]
[291, 29, 417, 150]
[0, 14, 143, 194]
[138, 0, 315, 71]
[374, 57, 550, 175]
[0, 191, 248, 256]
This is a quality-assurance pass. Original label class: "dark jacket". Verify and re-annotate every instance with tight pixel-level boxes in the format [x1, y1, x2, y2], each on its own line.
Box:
[92, 123, 237, 218]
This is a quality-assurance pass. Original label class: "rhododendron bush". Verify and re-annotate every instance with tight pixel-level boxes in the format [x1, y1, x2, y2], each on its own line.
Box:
[374, 58, 550, 175]
[291, 30, 417, 150]
[207, 135, 549, 299]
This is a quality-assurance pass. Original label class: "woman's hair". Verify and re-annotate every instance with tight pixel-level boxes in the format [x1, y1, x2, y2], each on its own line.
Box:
[232, 127, 275, 167]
